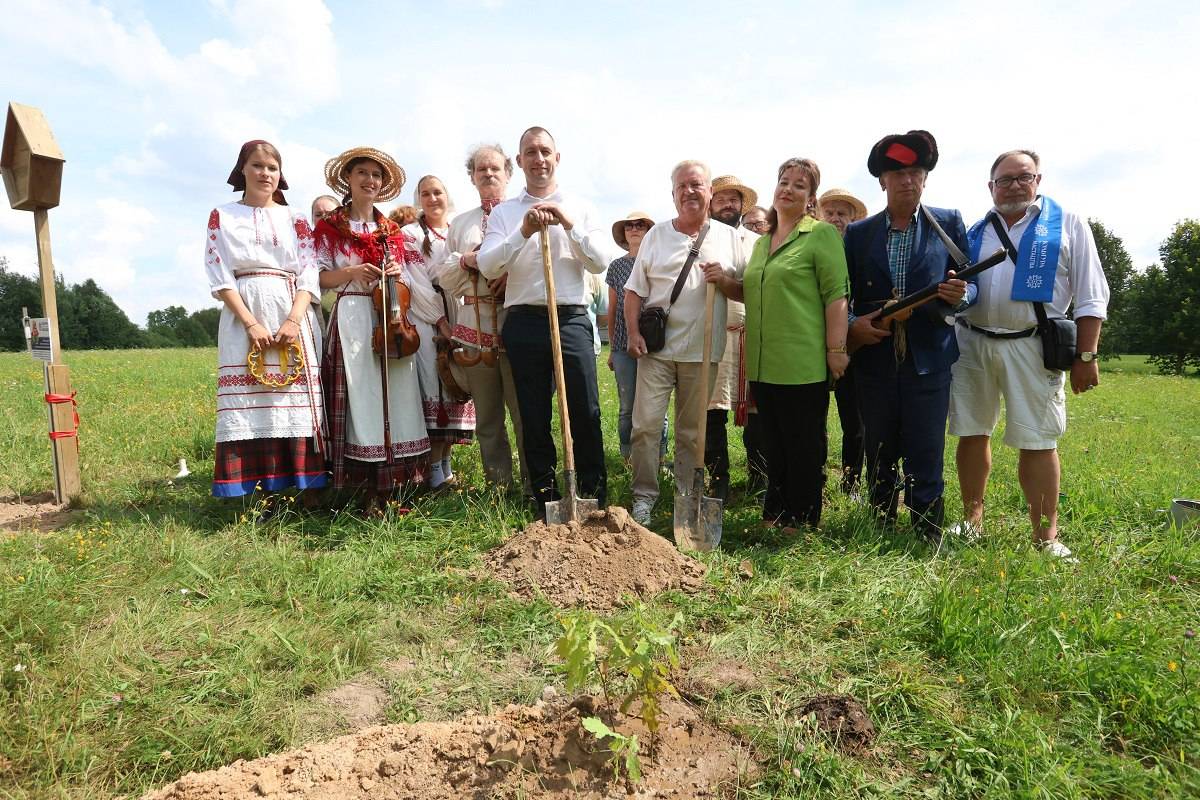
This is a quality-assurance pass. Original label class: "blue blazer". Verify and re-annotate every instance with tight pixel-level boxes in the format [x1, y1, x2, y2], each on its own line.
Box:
[844, 205, 975, 375]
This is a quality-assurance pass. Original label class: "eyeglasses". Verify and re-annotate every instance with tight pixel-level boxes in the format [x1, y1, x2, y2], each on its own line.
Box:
[743, 220, 768, 232]
[992, 173, 1039, 189]
[623, 221, 650, 231]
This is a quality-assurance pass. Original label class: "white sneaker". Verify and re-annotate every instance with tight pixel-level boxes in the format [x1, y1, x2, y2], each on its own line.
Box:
[1039, 539, 1079, 564]
[632, 499, 653, 525]
[947, 520, 983, 542]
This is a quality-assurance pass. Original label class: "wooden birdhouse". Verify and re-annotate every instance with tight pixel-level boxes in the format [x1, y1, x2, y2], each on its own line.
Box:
[2, 102, 65, 211]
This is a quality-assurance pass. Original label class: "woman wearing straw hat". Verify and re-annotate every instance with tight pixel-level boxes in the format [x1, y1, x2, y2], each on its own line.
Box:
[205, 140, 326, 512]
[818, 186, 869, 499]
[606, 210, 657, 462]
[403, 175, 475, 490]
[314, 147, 431, 513]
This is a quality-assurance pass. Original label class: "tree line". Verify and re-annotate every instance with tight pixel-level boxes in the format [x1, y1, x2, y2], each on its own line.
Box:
[2, 218, 1198, 374]
[0, 257, 218, 351]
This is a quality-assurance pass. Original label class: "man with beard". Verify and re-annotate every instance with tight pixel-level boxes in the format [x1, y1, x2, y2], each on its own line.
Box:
[478, 127, 615, 519]
[844, 130, 972, 543]
[438, 143, 530, 495]
[949, 150, 1108, 561]
[818, 187, 869, 498]
[707, 174, 763, 500]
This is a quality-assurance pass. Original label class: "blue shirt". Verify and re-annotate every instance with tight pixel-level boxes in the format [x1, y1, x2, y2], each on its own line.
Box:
[884, 210, 918, 298]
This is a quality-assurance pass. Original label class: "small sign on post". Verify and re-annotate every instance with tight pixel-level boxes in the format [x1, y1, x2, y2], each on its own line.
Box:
[2, 101, 80, 504]
[29, 317, 52, 362]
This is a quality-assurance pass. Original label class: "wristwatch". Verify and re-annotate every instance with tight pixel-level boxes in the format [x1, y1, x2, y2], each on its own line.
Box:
[1076, 351, 1097, 363]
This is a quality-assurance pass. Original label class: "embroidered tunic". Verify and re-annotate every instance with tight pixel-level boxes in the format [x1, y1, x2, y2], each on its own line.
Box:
[403, 221, 476, 439]
[205, 202, 325, 443]
[204, 202, 326, 496]
[316, 218, 430, 482]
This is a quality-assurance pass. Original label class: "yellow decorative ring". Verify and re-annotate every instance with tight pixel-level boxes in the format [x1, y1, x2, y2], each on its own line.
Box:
[247, 341, 305, 388]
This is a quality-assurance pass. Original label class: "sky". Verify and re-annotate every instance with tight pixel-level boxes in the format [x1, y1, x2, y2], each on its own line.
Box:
[0, 0, 1195, 326]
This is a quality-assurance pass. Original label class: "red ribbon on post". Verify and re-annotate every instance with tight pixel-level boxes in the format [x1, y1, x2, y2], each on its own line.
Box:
[44, 391, 79, 440]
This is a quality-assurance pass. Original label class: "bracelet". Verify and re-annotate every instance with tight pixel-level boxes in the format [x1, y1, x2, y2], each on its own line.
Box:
[286, 316, 302, 326]
[246, 321, 263, 330]
[827, 346, 847, 354]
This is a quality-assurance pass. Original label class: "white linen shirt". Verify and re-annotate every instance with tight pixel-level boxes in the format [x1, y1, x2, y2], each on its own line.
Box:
[961, 197, 1109, 332]
[477, 188, 615, 307]
[625, 219, 748, 363]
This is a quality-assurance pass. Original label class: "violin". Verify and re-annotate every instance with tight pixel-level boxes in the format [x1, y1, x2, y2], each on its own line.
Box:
[371, 240, 420, 358]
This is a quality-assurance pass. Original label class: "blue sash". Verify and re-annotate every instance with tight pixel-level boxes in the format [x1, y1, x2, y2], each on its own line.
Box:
[966, 196, 1062, 302]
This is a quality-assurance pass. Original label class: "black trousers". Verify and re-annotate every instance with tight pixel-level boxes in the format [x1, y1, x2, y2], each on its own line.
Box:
[751, 380, 829, 527]
[833, 367, 864, 491]
[855, 357, 949, 533]
[502, 308, 607, 512]
[743, 411, 768, 492]
[704, 409, 729, 501]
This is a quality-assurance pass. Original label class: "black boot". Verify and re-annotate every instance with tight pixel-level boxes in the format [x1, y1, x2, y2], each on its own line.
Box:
[910, 497, 945, 546]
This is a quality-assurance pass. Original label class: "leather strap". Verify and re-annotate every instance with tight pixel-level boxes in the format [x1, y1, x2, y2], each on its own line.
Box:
[668, 223, 709, 307]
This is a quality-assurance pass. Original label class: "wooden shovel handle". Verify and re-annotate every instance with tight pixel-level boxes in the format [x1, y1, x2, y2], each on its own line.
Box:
[696, 282, 716, 461]
[540, 228, 575, 473]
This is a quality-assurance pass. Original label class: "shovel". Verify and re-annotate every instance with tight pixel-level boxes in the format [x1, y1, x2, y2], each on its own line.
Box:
[673, 282, 723, 551]
[540, 227, 599, 524]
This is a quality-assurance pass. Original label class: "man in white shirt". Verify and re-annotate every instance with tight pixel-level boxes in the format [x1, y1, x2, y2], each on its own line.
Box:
[705, 175, 761, 501]
[949, 149, 1110, 561]
[624, 161, 748, 524]
[478, 127, 616, 518]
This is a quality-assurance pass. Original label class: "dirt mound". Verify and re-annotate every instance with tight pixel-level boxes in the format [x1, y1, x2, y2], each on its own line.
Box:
[0, 492, 77, 534]
[484, 506, 706, 610]
[795, 695, 875, 755]
[679, 658, 760, 700]
[141, 694, 753, 799]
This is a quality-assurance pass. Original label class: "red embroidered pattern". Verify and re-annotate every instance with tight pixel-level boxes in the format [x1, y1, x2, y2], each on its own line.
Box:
[451, 324, 497, 349]
[345, 437, 432, 459]
[208, 208, 220, 231]
[422, 399, 476, 426]
[294, 216, 314, 250]
[218, 373, 310, 388]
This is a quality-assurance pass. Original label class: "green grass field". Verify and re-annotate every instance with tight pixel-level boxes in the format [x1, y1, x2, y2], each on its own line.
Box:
[0, 348, 1197, 799]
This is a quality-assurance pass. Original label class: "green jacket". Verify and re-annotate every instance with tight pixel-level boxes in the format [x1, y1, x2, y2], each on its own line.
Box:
[744, 217, 849, 385]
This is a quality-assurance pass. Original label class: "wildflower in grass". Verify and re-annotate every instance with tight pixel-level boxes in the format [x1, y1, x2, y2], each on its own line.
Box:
[16, 575, 24, 583]
[1186, 629, 1196, 640]
[1168, 575, 1179, 585]
[956, 675, 964, 684]
[1115, 612, 1124, 620]
[12, 663, 26, 672]
[1169, 661, 1178, 672]
[1059, 611, 1068, 621]
[999, 569, 1006, 580]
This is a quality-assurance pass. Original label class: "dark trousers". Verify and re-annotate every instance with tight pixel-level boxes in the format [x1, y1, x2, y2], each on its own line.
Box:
[752, 381, 829, 527]
[743, 411, 768, 492]
[502, 308, 607, 512]
[704, 409, 729, 501]
[833, 367, 864, 491]
[855, 357, 950, 533]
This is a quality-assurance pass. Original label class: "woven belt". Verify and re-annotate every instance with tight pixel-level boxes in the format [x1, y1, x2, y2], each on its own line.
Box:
[958, 318, 1038, 340]
[464, 295, 499, 305]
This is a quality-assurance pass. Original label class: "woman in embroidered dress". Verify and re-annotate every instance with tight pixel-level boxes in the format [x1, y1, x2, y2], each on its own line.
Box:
[402, 175, 476, 489]
[314, 147, 431, 514]
[205, 140, 326, 509]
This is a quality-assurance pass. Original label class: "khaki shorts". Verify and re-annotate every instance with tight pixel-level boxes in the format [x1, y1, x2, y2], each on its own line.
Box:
[948, 327, 1066, 450]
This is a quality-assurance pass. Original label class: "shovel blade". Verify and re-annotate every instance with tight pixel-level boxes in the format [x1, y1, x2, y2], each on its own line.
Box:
[673, 495, 723, 552]
[544, 498, 599, 525]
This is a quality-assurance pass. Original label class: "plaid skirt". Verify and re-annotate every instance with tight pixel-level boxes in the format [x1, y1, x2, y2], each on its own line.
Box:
[212, 436, 327, 497]
[322, 315, 430, 492]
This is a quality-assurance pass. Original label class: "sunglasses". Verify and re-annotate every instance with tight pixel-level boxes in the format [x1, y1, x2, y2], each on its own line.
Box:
[623, 221, 650, 231]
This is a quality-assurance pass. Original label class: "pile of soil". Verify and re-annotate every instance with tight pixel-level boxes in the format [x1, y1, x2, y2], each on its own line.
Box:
[141, 694, 754, 799]
[0, 491, 76, 534]
[484, 506, 706, 610]
[795, 695, 875, 755]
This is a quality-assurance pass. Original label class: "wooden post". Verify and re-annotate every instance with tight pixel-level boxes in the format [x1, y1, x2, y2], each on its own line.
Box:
[33, 208, 80, 503]
[4, 102, 78, 504]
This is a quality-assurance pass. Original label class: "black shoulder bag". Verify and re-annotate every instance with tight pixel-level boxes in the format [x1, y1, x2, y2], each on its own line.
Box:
[637, 224, 708, 353]
[990, 215, 1076, 371]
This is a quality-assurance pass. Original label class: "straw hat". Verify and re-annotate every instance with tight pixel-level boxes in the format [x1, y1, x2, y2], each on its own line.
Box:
[710, 175, 758, 214]
[612, 211, 655, 250]
[324, 146, 406, 202]
[817, 187, 868, 221]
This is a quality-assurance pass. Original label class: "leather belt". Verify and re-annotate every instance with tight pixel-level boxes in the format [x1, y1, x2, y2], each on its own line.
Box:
[510, 304, 587, 316]
[958, 318, 1038, 340]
